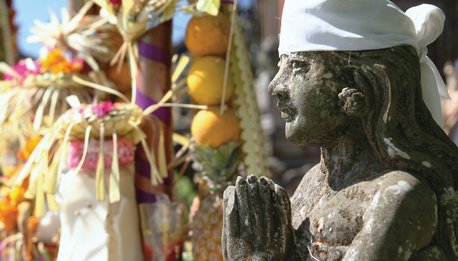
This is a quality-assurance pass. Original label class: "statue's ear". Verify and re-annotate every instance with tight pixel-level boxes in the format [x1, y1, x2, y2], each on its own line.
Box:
[338, 87, 366, 117]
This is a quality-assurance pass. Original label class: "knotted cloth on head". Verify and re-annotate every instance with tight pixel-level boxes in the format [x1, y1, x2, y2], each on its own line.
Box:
[279, 0, 449, 126]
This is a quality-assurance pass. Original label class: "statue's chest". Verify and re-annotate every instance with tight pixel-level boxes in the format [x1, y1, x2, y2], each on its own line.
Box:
[307, 191, 370, 245]
[292, 182, 377, 247]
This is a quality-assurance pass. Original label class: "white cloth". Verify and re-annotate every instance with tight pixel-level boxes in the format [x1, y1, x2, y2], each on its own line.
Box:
[56, 165, 143, 261]
[279, 0, 449, 126]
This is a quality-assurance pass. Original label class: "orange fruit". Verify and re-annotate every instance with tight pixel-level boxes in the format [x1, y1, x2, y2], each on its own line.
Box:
[187, 56, 233, 105]
[191, 107, 240, 148]
[185, 13, 230, 56]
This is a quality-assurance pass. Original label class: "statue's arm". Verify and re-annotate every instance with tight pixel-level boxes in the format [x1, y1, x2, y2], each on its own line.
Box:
[343, 171, 437, 260]
[222, 175, 303, 261]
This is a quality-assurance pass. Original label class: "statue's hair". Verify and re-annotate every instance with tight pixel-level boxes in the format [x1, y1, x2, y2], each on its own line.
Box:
[330, 46, 458, 258]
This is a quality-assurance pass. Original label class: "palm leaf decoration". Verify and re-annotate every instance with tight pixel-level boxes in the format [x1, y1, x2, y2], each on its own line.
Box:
[227, 6, 270, 177]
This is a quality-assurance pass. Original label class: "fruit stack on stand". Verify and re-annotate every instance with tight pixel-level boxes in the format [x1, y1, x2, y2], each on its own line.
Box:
[185, 1, 270, 260]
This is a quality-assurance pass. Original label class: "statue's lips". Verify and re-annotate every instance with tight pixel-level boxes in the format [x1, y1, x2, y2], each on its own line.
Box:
[277, 102, 296, 122]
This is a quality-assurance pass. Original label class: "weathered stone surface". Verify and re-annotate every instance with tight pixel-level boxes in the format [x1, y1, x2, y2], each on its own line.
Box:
[222, 47, 458, 260]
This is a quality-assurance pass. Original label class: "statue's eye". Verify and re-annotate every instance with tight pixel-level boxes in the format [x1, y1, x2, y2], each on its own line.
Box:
[291, 59, 309, 73]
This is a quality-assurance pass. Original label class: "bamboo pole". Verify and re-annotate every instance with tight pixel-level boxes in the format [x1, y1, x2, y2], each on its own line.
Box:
[134, 21, 174, 202]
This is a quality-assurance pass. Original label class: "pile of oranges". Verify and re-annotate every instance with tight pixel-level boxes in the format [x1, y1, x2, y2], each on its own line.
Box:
[185, 9, 242, 261]
[185, 11, 240, 148]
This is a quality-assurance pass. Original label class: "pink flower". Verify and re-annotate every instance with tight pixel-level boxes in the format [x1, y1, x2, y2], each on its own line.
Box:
[91, 101, 115, 118]
[3, 59, 41, 83]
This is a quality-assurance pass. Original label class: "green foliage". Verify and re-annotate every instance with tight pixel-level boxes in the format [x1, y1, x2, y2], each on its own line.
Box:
[191, 141, 241, 191]
[192, 141, 240, 177]
[173, 173, 196, 210]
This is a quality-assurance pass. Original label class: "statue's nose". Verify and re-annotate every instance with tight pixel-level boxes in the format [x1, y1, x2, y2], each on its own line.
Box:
[268, 78, 288, 99]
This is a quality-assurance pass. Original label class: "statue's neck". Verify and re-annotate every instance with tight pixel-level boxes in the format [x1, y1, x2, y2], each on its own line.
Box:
[319, 127, 385, 190]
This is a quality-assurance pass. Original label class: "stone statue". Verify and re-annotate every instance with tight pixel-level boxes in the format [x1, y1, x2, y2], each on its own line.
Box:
[222, 47, 458, 260]
[223, 1, 458, 260]
[222, 0, 458, 261]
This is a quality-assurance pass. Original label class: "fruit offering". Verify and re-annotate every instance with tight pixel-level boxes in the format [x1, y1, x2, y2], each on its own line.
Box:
[187, 56, 233, 105]
[185, 5, 242, 261]
[185, 12, 230, 57]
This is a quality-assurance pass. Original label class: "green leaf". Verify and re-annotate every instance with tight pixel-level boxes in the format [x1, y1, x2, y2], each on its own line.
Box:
[196, 0, 220, 16]
[173, 174, 196, 209]
[191, 141, 241, 180]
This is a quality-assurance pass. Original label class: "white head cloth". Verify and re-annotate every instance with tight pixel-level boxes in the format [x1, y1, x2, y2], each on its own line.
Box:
[279, 0, 449, 126]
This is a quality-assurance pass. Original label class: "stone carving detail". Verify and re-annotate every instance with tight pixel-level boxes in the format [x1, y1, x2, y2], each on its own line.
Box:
[222, 47, 458, 260]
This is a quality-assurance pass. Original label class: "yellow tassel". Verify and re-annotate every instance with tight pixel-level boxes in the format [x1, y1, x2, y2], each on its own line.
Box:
[45, 146, 60, 194]
[172, 132, 190, 147]
[48, 89, 60, 124]
[33, 88, 52, 131]
[74, 126, 92, 175]
[46, 194, 59, 212]
[24, 138, 49, 197]
[54, 122, 76, 194]
[26, 168, 40, 198]
[158, 125, 168, 178]
[0, 90, 16, 122]
[130, 121, 162, 185]
[34, 170, 46, 217]
[172, 55, 190, 83]
[142, 89, 174, 116]
[96, 124, 105, 201]
[128, 42, 138, 105]
[109, 133, 121, 203]
[72, 76, 129, 103]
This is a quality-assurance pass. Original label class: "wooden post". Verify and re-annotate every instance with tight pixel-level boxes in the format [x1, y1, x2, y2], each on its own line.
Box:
[134, 21, 174, 203]
[68, 0, 85, 17]
[0, 0, 17, 65]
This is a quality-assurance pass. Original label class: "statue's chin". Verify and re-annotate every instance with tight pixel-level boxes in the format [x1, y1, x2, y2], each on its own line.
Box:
[285, 123, 301, 144]
[285, 122, 317, 146]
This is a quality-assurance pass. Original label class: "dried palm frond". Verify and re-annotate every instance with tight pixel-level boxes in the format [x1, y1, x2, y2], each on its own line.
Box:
[27, 2, 115, 70]
[225, 4, 271, 177]
[92, 0, 177, 103]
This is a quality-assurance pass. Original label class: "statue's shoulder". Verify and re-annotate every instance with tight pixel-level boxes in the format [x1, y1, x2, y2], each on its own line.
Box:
[290, 163, 324, 202]
[361, 170, 438, 251]
[303, 163, 323, 180]
[362, 170, 436, 207]
[296, 163, 323, 187]
[367, 170, 436, 228]
[373, 170, 431, 193]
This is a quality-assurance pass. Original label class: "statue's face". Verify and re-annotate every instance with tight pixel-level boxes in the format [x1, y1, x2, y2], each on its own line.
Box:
[268, 52, 348, 146]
